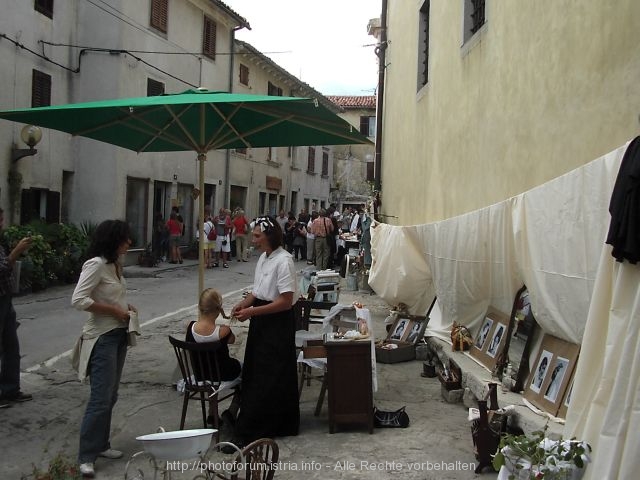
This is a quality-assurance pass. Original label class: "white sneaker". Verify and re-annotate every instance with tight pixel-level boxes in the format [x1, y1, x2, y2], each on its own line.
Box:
[99, 448, 123, 459]
[79, 462, 95, 477]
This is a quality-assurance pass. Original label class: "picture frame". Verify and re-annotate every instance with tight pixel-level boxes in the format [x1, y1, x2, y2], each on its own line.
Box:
[389, 318, 410, 341]
[556, 371, 576, 419]
[403, 320, 424, 343]
[469, 307, 510, 371]
[523, 334, 580, 417]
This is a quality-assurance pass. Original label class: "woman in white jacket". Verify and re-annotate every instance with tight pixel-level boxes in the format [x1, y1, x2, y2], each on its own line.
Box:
[71, 220, 137, 478]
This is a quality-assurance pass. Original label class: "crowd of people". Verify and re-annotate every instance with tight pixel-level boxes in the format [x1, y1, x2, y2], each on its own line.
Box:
[150, 203, 371, 273]
[274, 203, 369, 270]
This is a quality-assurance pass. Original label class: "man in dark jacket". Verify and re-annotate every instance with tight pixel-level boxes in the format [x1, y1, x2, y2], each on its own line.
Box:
[0, 207, 33, 408]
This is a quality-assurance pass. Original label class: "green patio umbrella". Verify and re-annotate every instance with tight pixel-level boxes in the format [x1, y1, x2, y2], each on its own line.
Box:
[0, 88, 371, 294]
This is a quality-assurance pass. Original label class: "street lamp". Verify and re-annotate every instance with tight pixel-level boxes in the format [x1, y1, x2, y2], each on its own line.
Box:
[12, 124, 42, 163]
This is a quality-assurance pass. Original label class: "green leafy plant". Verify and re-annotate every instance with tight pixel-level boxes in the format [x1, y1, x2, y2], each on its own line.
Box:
[492, 429, 591, 479]
[24, 453, 81, 480]
[1, 221, 90, 292]
[78, 220, 98, 240]
[2, 224, 52, 291]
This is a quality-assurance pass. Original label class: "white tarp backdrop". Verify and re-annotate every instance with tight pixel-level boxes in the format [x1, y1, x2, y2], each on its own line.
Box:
[369, 141, 626, 344]
[368, 139, 636, 478]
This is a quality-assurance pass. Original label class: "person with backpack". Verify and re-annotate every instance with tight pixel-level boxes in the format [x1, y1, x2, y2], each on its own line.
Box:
[212, 208, 232, 268]
[203, 216, 216, 268]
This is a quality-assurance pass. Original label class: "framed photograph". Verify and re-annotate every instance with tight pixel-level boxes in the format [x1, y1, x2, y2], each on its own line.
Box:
[543, 356, 569, 402]
[475, 317, 493, 349]
[529, 349, 553, 394]
[403, 320, 424, 344]
[557, 375, 575, 419]
[486, 323, 507, 358]
[389, 318, 409, 341]
[469, 307, 510, 370]
[524, 334, 580, 417]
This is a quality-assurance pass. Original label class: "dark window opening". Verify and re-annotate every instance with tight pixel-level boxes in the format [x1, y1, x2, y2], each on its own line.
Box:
[418, 1, 430, 88]
[35, 0, 53, 18]
[21, 188, 60, 224]
[32, 70, 51, 107]
[470, 0, 486, 35]
[366, 160, 375, 182]
[268, 81, 283, 96]
[239, 64, 249, 85]
[359, 116, 376, 137]
[147, 78, 165, 96]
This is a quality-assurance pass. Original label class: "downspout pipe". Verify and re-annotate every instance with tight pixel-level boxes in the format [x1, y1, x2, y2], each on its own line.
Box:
[224, 28, 242, 208]
[374, 0, 388, 196]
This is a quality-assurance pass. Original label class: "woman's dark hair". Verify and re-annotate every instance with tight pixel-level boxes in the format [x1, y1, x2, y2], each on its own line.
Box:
[254, 215, 283, 250]
[86, 220, 131, 263]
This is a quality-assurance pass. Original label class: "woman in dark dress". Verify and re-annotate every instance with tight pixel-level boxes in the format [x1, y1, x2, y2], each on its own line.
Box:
[231, 216, 299, 446]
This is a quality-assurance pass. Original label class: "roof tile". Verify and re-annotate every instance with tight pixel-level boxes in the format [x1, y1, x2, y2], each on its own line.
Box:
[326, 96, 377, 109]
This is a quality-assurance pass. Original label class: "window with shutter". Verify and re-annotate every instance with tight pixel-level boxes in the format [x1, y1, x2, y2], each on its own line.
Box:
[321, 149, 329, 176]
[418, 1, 430, 88]
[463, 0, 486, 44]
[203, 16, 217, 60]
[307, 147, 316, 173]
[35, 0, 54, 18]
[147, 78, 165, 96]
[366, 160, 375, 182]
[239, 64, 249, 85]
[150, 0, 168, 33]
[268, 82, 283, 96]
[32, 70, 52, 107]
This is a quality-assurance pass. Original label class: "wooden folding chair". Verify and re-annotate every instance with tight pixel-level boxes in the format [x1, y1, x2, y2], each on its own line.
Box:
[169, 336, 241, 444]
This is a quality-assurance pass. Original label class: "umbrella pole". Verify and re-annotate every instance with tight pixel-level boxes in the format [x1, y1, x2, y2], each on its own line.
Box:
[198, 152, 206, 297]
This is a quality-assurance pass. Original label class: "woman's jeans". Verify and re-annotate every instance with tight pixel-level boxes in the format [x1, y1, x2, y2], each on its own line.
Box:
[78, 328, 127, 463]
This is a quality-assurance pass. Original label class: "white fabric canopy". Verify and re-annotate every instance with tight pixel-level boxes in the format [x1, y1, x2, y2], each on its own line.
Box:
[369, 141, 626, 344]
[563, 246, 640, 479]
[368, 140, 636, 477]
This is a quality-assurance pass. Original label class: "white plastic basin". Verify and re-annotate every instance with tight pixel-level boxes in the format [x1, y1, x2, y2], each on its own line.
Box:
[136, 428, 216, 461]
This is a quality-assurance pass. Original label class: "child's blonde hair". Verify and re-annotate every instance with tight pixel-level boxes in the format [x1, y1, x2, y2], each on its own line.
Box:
[198, 288, 229, 319]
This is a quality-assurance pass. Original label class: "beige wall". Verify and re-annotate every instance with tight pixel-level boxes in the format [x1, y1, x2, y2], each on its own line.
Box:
[332, 108, 375, 203]
[381, 0, 640, 225]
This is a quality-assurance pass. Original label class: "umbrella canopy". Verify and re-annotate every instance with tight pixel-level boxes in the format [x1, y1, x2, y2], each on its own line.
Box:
[0, 88, 371, 294]
[0, 88, 370, 153]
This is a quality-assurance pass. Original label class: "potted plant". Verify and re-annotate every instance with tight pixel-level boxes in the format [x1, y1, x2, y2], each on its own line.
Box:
[492, 429, 591, 479]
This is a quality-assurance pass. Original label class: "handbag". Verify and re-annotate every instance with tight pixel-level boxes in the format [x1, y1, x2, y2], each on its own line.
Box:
[373, 406, 410, 428]
[451, 322, 474, 351]
[206, 222, 217, 241]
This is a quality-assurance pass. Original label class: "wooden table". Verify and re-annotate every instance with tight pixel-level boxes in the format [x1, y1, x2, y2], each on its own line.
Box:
[324, 337, 373, 433]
